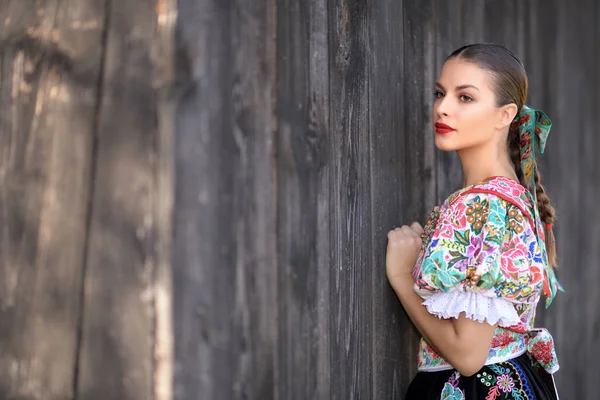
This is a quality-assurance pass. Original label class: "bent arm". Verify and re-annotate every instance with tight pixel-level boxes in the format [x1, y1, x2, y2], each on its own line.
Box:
[391, 275, 496, 376]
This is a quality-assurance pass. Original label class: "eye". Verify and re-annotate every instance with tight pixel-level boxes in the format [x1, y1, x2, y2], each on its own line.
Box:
[460, 94, 473, 102]
[434, 90, 444, 99]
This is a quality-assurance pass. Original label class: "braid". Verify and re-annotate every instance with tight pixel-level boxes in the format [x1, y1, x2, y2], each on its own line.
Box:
[534, 166, 558, 268]
[508, 126, 558, 269]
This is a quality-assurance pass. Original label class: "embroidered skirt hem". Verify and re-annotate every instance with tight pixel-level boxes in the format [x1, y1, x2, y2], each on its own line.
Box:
[405, 353, 558, 400]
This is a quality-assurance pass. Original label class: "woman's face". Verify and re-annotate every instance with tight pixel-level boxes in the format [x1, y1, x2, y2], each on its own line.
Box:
[432, 58, 504, 152]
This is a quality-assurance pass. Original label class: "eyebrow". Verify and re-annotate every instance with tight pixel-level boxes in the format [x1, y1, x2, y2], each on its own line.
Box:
[435, 82, 480, 92]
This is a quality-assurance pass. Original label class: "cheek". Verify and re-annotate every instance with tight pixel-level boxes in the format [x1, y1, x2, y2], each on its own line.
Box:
[457, 105, 492, 137]
[434, 106, 491, 151]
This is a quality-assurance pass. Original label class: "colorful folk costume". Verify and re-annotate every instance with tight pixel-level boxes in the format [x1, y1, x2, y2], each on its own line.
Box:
[405, 106, 564, 400]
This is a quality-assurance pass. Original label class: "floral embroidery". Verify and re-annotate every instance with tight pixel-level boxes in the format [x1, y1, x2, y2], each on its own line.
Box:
[526, 328, 559, 373]
[474, 360, 533, 399]
[485, 386, 500, 400]
[414, 177, 561, 374]
[491, 331, 516, 348]
[531, 341, 553, 365]
[441, 372, 465, 400]
[497, 374, 515, 393]
[440, 383, 465, 400]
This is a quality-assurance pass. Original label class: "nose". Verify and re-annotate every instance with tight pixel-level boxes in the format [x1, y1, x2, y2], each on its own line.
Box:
[435, 96, 450, 118]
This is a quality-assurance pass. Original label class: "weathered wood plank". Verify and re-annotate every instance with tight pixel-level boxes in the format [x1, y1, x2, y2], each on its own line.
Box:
[368, 0, 437, 397]
[368, 0, 409, 397]
[275, 0, 330, 399]
[402, 0, 437, 220]
[227, 1, 277, 398]
[77, 0, 157, 398]
[328, 1, 373, 398]
[172, 1, 277, 399]
[170, 2, 229, 398]
[521, 0, 561, 335]
[536, 1, 597, 397]
[432, 1, 466, 201]
[153, 0, 177, 398]
[0, 0, 103, 398]
[459, 1, 485, 47]
[484, 0, 519, 52]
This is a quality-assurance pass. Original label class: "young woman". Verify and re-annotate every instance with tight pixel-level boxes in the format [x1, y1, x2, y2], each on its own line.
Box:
[386, 44, 563, 399]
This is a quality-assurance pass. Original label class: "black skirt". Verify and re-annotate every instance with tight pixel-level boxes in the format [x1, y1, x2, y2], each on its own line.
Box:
[405, 353, 558, 400]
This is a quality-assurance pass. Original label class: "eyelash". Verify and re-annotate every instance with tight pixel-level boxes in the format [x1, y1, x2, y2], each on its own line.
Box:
[433, 91, 474, 103]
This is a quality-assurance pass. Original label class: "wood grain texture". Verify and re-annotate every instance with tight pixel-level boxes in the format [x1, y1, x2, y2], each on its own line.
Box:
[77, 0, 157, 398]
[153, 0, 177, 398]
[367, 0, 409, 398]
[0, 0, 103, 398]
[0, 1, 597, 399]
[276, 0, 330, 399]
[521, 0, 562, 336]
[367, 0, 437, 397]
[534, 1, 598, 397]
[172, 1, 276, 399]
[328, 1, 373, 398]
[432, 1, 467, 202]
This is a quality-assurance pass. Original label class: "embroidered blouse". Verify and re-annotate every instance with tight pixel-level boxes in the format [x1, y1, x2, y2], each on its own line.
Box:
[413, 176, 562, 374]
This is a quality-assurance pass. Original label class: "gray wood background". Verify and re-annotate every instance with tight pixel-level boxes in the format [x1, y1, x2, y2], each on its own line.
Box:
[0, 0, 595, 399]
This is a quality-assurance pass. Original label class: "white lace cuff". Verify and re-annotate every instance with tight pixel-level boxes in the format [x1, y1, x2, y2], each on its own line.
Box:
[422, 290, 521, 326]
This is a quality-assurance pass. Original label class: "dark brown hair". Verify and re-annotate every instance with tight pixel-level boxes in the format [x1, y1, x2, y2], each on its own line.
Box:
[447, 43, 557, 268]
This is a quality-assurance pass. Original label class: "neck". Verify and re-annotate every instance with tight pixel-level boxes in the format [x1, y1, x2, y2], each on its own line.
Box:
[458, 142, 518, 187]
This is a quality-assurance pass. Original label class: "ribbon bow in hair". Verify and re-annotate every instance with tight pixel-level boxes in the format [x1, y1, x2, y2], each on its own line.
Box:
[510, 105, 552, 202]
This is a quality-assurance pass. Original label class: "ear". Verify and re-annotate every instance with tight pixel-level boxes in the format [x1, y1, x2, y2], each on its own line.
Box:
[496, 103, 518, 129]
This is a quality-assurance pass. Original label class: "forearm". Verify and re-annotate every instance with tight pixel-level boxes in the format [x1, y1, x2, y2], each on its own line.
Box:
[390, 275, 490, 375]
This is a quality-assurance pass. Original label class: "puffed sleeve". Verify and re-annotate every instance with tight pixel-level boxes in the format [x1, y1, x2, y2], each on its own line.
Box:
[416, 192, 530, 327]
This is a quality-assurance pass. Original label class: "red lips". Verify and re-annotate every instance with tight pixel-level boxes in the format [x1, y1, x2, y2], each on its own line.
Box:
[435, 122, 455, 134]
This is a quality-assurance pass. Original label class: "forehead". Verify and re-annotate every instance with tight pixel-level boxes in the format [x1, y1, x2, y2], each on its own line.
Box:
[438, 58, 494, 91]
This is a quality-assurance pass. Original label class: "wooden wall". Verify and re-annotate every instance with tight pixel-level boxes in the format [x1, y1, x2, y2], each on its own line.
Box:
[0, 0, 596, 399]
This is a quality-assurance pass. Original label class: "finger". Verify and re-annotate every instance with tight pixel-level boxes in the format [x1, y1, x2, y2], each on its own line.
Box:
[410, 221, 424, 234]
[401, 225, 417, 237]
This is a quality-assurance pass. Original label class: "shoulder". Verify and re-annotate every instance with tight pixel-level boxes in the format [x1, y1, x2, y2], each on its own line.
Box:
[451, 177, 534, 212]
[416, 177, 544, 299]
[438, 189, 508, 243]
[444, 176, 535, 230]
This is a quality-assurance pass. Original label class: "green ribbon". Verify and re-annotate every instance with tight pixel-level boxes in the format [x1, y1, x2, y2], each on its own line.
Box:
[510, 105, 552, 203]
[511, 105, 564, 306]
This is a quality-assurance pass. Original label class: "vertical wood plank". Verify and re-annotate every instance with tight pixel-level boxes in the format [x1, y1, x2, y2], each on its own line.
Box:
[153, 0, 177, 398]
[328, 1, 373, 398]
[368, 0, 409, 397]
[368, 0, 437, 397]
[172, 0, 277, 399]
[0, 0, 103, 398]
[522, 0, 561, 335]
[228, 2, 277, 398]
[276, 0, 330, 399]
[403, 0, 437, 218]
[432, 2, 465, 200]
[171, 2, 229, 397]
[574, 4, 600, 397]
[484, 0, 519, 51]
[536, 1, 597, 397]
[77, 0, 157, 398]
[171, 3, 230, 398]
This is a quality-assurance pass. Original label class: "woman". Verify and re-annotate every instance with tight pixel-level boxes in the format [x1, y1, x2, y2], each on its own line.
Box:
[386, 44, 563, 399]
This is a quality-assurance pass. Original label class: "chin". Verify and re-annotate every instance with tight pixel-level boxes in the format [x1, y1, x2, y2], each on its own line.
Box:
[434, 134, 459, 151]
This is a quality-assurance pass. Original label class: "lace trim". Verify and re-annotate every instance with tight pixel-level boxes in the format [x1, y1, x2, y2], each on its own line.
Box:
[422, 290, 521, 326]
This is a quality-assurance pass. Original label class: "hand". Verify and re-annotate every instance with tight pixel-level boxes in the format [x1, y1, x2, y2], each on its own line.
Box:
[386, 222, 423, 284]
